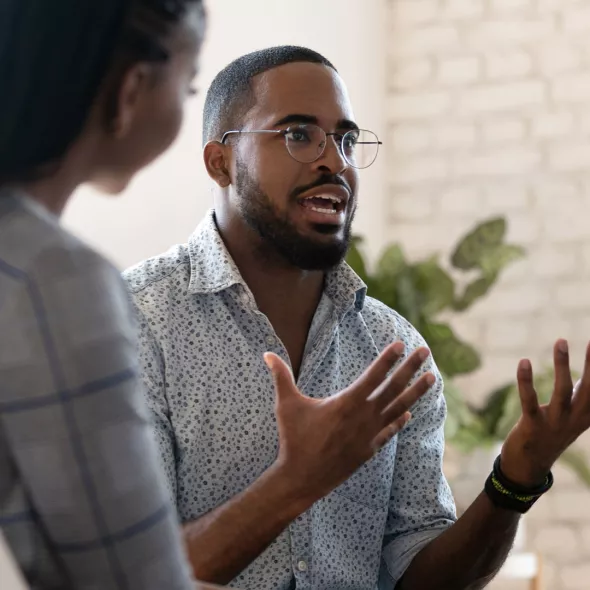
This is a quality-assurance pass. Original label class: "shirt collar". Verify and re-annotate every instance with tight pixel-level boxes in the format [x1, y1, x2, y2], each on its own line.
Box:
[0, 187, 59, 224]
[188, 210, 367, 312]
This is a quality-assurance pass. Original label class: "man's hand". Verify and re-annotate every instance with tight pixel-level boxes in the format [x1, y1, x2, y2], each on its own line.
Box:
[396, 339, 590, 590]
[265, 342, 434, 503]
[501, 339, 590, 487]
[181, 342, 434, 584]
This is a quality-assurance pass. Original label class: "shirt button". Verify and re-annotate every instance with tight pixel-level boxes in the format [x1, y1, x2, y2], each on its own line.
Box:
[266, 335, 276, 346]
[297, 560, 308, 572]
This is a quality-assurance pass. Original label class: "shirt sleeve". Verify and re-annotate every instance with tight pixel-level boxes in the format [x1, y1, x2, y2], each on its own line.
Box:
[130, 300, 179, 505]
[0, 241, 193, 590]
[379, 322, 457, 589]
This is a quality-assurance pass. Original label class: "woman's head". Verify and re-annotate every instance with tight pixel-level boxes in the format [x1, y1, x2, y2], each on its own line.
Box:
[0, 0, 206, 195]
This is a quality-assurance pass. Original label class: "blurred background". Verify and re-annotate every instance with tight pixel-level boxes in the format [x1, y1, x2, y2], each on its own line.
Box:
[64, 1, 590, 588]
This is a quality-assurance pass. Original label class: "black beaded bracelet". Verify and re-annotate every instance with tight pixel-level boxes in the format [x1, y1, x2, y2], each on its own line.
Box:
[484, 455, 554, 514]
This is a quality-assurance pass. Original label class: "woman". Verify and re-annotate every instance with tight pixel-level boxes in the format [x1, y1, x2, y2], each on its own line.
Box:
[0, 1, 206, 588]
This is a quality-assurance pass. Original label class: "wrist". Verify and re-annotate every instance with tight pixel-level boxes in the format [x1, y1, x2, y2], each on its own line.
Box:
[261, 460, 318, 519]
[484, 455, 553, 514]
[499, 451, 550, 488]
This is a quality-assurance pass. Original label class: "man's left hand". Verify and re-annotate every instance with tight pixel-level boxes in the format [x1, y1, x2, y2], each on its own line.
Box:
[500, 339, 590, 488]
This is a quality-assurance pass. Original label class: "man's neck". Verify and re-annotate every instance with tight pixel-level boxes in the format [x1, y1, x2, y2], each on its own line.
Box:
[215, 213, 324, 378]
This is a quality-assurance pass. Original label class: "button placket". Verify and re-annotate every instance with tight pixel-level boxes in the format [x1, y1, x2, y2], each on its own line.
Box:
[289, 511, 312, 589]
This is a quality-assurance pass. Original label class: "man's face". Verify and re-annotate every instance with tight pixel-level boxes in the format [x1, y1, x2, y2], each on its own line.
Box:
[229, 62, 360, 271]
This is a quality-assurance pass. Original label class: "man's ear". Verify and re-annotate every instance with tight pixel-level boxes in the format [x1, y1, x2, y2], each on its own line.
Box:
[203, 140, 232, 188]
[108, 62, 153, 139]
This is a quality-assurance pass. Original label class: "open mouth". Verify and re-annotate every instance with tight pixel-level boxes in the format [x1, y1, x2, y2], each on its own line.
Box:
[298, 194, 346, 215]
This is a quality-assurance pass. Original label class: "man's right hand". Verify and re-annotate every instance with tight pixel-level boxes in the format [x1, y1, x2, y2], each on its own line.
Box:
[264, 342, 434, 503]
[179, 343, 434, 584]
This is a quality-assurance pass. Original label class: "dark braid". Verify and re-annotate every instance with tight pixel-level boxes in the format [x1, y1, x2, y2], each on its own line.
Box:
[0, 0, 204, 186]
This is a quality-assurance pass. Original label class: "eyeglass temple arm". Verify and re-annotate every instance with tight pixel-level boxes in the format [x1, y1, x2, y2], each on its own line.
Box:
[325, 132, 382, 145]
[220, 130, 282, 144]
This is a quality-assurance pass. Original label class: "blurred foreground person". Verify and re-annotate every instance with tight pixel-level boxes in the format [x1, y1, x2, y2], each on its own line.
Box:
[0, 1, 206, 588]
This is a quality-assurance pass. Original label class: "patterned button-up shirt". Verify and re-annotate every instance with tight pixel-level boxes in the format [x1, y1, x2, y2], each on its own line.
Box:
[124, 211, 456, 590]
[0, 191, 194, 590]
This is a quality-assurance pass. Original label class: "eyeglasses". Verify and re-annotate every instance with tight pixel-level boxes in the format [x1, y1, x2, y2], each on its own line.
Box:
[220, 124, 382, 170]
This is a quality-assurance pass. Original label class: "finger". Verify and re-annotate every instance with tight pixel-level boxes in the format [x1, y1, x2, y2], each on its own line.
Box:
[264, 353, 298, 405]
[573, 342, 590, 410]
[550, 339, 574, 414]
[371, 412, 412, 453]
[344, 341, 406, 402]
[516, 359, 540, 417]
[379, 372, 435, 426]
[369, 347, 431, 410]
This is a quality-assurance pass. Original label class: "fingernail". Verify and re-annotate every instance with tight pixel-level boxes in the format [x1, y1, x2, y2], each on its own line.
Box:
[263, 353, 274, 369]
[419, 348, 431, 362]
[425, 373, 436, 386]
[557, 340, 569, 355]
[392, 342, 405, 355]
[520, 359, 532, 371]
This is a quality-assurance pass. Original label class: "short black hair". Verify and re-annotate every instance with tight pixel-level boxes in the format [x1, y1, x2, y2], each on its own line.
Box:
[0, 0, 205, 185]
[202, 45, 337, 146]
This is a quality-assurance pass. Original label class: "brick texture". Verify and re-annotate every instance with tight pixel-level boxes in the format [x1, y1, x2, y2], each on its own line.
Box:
[386, 0, 590, 586]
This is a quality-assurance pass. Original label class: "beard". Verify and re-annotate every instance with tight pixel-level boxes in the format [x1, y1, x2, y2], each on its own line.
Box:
[234, 159, 355, 271]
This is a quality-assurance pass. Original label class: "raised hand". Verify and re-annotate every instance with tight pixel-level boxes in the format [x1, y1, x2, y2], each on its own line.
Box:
[501, 339, 590, 487]
[264, 341, 434, 502]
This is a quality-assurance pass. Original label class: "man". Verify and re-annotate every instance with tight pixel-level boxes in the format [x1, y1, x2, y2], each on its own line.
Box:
[124, 46, 590, 589]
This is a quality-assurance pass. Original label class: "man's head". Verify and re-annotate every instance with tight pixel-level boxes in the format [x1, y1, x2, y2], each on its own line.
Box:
[203, 46, 376, 271]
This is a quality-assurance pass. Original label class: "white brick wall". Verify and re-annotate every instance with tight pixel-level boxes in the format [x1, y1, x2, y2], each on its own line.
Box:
[458, 81, 546, 114]
[386, 0, 590, 587]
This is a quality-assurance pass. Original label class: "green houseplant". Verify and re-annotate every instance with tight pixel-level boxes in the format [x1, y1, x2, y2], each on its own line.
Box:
[347, 217, 590, 486]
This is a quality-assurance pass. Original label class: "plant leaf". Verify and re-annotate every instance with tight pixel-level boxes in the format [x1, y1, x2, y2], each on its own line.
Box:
[411, 257, 456, 316]
[475, 383, 514, 437]
[395, 270, 421, 327]
[560, 449, 590, 488]
[479, 244, 526, 278]
[453, 276, 496, 311]
[451, 217, 506, 271]
[422, 322, 481, 376]
[494, 385, 523, 439]
[376, 243, 406, 281]
[443, 375, 494, 452]
[346, 236, 370, 285]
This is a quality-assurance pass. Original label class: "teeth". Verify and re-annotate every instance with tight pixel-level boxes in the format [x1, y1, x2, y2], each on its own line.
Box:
[310, 207, 338, 214]
[304, 194, 343, 204]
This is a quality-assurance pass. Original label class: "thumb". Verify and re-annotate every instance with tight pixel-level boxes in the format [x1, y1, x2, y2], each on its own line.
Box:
[264, 352, 298, 403]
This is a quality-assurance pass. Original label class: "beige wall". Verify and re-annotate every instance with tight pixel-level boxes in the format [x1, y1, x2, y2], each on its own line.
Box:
[388, 0, 590, 588]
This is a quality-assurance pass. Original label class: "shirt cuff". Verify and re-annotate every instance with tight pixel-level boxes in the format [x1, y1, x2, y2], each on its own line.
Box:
[380, 525, 451, 588]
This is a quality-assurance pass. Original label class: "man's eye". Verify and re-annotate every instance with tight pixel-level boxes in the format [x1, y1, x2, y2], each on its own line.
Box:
[288, 130, 310, 142]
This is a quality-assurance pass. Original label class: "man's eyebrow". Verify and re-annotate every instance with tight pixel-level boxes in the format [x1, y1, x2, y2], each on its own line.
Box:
[271, 114, 360, 131]
[336, 118, 360, 132]
[272, 114, 319, 127]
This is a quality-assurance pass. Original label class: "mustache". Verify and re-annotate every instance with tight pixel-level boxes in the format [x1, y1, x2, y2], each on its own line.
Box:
[291, 175, 352, 199]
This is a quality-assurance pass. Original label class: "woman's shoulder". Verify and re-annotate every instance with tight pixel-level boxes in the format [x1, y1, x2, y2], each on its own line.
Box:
[0, 192, 118, 288]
